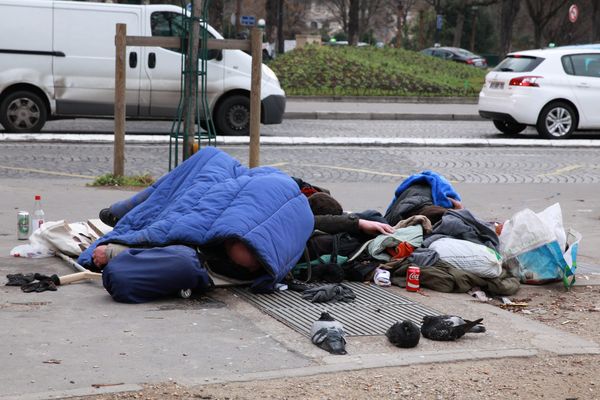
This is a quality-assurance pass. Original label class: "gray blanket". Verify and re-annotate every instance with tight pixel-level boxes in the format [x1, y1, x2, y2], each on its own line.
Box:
[422, 209, 499, 250]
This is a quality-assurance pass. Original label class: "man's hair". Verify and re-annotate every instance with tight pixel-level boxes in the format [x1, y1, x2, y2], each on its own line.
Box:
[308, 192, 343, 216]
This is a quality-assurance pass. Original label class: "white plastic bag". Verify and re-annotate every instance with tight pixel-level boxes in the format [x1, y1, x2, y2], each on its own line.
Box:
[500, 203, 579, 288]
[499, 203, 566, 259]
[429, 237, 502, 278]
[10, 243, 54, 258]
[506, 228, 581, 286]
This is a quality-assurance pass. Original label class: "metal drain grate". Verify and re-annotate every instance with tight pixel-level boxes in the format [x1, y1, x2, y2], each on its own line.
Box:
[231, 282, 440, 337]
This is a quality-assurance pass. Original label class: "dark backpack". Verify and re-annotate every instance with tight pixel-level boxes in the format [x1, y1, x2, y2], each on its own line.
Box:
[292, 232, 363, 283]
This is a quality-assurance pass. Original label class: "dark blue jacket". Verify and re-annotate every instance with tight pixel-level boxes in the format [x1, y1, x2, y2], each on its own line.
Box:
[78, 147, 314, 291]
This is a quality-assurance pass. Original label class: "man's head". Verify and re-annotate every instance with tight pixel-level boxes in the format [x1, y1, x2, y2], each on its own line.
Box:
[224, 239, 261, 272]
[308, 192, 343, 216]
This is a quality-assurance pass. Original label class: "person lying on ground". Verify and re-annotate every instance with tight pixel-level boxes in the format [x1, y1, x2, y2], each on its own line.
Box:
[92, 184, 394, 297]
[78, 147, 314, 303]
[384, 171, 463, 226]
[308, 192, 394, 237]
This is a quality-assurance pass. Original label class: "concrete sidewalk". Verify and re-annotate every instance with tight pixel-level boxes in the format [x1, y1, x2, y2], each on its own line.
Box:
[1, 178, 599, 400]
[285, 97, 481, 121]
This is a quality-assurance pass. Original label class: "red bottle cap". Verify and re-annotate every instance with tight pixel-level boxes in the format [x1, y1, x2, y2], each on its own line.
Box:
[35, 195, 41, 200]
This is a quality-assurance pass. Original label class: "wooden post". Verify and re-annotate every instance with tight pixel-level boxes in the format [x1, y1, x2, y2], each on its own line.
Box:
[249, 26, 262, 168]
[182, 1, 202, 161]
[114, 23, 126, 177]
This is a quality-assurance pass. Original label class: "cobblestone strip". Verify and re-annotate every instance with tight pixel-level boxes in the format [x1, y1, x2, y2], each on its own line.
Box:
[1, 143, 599, 184]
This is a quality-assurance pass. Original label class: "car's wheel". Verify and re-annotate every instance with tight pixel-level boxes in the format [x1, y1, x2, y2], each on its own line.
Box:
[492, 120, 526, 135]
[0, 90, 47, 133]
[214, 95, 250, 136]
[536, 102, 577, 139]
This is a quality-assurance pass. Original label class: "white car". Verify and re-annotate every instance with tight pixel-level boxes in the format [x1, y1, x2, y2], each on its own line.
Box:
[478, 46, 600, 139]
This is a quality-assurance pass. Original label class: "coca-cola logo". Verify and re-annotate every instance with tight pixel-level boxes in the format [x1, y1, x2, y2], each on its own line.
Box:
[408, 272, 419, 280]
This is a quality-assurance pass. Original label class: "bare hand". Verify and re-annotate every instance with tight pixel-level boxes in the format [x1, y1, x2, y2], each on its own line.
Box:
[92, 245, 109, 268]
[448, 197, 463, 210]
[358, 219, 395, 235]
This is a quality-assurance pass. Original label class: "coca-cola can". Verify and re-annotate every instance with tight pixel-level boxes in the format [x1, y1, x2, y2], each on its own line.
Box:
[406, 265, 420, 292]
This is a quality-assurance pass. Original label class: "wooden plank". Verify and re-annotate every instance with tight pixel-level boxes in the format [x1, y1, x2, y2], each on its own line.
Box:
[126, 36, 180, 47]
[113, 23, 126, 177]
[126, 36, 250, 51]
[248, 26, 262, 168]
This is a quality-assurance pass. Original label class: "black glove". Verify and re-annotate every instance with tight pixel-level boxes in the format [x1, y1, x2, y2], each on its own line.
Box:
[5, 273, 36, 286]
[21, 274, 58, 293]
[302, 284, 356, 303]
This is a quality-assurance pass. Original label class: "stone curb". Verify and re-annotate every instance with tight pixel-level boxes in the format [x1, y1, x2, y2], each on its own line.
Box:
[284, 111, 482, 121]
[287, 96, 479, 104]
[1, 134, 599, 148]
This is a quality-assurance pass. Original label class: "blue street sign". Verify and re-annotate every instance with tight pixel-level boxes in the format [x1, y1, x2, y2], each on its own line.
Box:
[240, 15, 256, 26]
[436, 14, 443, 30]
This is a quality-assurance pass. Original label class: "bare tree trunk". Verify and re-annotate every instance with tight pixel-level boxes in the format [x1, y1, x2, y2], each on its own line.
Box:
[207, 0, 223, 33]
[469, 8, 477, 50]
[499, 0, 520, 56]
[453, 11, 465, 47]
[265, 0, 277, 44]
[348, 0, 359, 45]
[276, 0, 284, 54]
[235, 0, 242, 37]
[396, 2, 404, 47]
[418, 9, 425, 49]
[525, 0, 569, 48]
[534, 25, 543, 47]
[593, 0, 600, 42]
[359, 0, 367, 41]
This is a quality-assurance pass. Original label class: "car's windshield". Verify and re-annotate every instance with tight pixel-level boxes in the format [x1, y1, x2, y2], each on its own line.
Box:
[493, 56, 544, 72]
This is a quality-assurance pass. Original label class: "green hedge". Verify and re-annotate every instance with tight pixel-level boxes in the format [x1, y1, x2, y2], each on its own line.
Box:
[269, 45, 486, 97]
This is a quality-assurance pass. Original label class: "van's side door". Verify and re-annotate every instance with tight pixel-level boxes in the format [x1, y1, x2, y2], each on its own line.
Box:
[53, 3, 142, 117]
[139, 10, 223, 118]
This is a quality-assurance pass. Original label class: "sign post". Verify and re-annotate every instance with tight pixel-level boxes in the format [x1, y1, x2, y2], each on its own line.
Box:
[240, 15, 256, 27]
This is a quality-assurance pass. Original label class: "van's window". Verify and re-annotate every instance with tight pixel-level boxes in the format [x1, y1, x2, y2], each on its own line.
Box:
[493, 56, 544, 72]
[562, 54, 600, 78]
[151, 11, 217, 59]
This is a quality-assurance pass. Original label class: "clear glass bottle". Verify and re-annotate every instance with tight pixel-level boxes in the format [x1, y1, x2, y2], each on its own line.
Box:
[32, 195, 45, 230]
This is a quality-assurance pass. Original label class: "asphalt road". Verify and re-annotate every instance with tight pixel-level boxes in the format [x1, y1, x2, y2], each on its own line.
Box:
[16, 118, 600, 140]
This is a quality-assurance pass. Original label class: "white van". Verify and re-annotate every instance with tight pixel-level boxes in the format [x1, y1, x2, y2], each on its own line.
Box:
[0, 0, 286, 135]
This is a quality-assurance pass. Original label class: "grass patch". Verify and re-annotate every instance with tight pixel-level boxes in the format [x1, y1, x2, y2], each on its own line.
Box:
[269, 45, 486, 97]
[89, 173, 155, 188]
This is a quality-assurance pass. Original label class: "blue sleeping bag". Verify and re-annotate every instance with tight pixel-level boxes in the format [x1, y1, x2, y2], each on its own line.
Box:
[79, 147, 314, 294]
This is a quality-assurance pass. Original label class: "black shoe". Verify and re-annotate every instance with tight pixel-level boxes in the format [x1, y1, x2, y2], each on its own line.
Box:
[99, 208, 119, 227]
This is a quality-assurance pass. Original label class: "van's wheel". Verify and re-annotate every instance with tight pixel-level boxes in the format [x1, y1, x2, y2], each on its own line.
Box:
[492, 120, 526, 135]
[214, 95, 250, 136]
[0, 91, 47, 133]
[536, 101, 577, 139]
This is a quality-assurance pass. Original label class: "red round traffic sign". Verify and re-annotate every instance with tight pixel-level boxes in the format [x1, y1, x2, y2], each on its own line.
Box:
[568, 4, 579, 23]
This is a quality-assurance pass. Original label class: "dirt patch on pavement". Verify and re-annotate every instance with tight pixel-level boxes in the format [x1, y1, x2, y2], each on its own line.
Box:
[76, 282, 600, 400]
